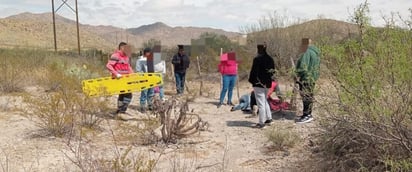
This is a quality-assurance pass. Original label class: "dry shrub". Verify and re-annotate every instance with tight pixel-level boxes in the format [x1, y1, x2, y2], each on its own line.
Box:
[65, 142, 158, 172]
[23, 62, 110, 138]
[153, 98, 209, 144]
[77, 96, 110, 130]
[24, 89, 76, 137]
[0, 50, 26, 93]
[265, 124, 301, 151]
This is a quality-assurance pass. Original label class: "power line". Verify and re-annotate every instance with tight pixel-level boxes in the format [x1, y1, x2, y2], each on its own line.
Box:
[51, 0, 81, 55]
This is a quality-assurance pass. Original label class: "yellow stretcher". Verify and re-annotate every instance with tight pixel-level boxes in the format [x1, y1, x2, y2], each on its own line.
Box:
[82, 73, 163, 97]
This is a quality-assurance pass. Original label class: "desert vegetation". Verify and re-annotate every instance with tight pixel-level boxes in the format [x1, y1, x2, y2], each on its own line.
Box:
[0, 1, 411, 171]
[314, 3, 412, 171]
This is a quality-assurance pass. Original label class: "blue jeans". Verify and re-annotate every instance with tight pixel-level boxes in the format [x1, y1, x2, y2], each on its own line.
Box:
[159, 74, 164, 99]
[232, 94, 251, 111]
[159, 85, 164, 99]
[219, 75, 237, 104]
[175, 72, 186, 94]
[140, 88, 154, 108]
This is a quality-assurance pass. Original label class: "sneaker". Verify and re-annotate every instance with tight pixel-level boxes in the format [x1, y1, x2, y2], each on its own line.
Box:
[252, 105, 258, 116]
[217, 103, 223, 108]
[296, 115, 313, 124]
[254, 123, 266, 129]
[227, 102, 234, 106]
[264, 119, 273, 124]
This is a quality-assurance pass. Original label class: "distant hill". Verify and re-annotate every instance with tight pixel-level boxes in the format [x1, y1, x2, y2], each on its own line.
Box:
[284, 19, 359, 42]
[126, 22, 240, 46]
[0, 12, 360, 52]
[0, 12, 110, 50]
[250, 19, 359, 44]
[0, 12, 240, 51]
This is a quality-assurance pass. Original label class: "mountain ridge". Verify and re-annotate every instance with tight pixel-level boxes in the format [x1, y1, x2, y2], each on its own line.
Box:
[0, 12, 359, 51]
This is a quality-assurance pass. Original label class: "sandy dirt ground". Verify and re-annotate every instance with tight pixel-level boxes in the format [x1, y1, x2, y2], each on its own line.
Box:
[0, 81, 319, 172]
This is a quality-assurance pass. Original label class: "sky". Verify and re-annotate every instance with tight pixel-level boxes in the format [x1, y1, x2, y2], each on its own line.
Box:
[0, 0, 411, 32]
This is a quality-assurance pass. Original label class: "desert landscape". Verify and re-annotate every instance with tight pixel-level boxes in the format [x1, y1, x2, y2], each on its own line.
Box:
[0, 81, 319, 172]
[0, 1, 411, 172]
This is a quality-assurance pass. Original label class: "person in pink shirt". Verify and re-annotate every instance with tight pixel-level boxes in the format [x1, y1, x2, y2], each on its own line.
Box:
[218, 56, 238, 107]
[106, 42, 134, 116]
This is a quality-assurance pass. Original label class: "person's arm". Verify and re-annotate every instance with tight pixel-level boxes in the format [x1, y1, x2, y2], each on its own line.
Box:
[218, 62, 225, 75]
[161, 61, 166, 74]
[136, 59, 143, 72]
[171, 54, 180, 65]
[267, 81, 276, 98]
[106, 56, 118, 76]
[296, 52, 310, 78]
[248, 58, 258, 85]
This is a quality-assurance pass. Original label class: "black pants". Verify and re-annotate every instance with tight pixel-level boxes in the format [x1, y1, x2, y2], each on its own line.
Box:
[299, 82, 315, 116]
[250, 91, 257, 108]
[117, 93, 132, 113]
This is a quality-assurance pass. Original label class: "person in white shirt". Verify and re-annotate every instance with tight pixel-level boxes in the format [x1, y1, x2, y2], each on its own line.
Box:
[136, 48, 154, 112]
[154, 60, 166, 101]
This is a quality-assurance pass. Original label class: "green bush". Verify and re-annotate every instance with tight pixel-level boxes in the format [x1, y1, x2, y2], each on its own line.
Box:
[317, 2, 412, 171]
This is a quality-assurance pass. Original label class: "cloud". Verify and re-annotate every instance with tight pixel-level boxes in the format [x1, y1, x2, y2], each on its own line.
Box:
[1, 0, 411, 31]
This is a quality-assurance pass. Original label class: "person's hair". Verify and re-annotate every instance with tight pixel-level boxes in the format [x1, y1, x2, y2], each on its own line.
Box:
[301, 38, 311, 45]
[257, 44, 266, 55]
[178, 45, 184, 51]
[118, 42, 127, 50]
[143, 47, 152, 54]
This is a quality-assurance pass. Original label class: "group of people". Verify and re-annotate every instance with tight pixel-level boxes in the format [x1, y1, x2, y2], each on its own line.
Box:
[105, 42, 190, 119]
[106, 38, 320, 127]
[218, 38, 320, 128]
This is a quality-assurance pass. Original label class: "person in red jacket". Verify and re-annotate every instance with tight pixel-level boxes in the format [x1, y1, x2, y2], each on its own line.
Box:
[106, 42, 134, 116]
[218, 53, 238, 107]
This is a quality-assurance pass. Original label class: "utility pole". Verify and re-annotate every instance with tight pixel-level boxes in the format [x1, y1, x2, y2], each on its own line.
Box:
[51, 0, 57, 51]
[75, 0, 80, 55]
[51, 0, 81, 54]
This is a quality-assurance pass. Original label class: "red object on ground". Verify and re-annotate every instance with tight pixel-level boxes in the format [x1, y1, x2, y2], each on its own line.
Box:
[268, 97, 290, 111]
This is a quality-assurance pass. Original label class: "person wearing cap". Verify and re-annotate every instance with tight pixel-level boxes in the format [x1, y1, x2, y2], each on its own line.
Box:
[172, 45, 190, 95]
[295, 38, 320, 124]
[136, 47, 155, 112]
[106, 42, 134, 119]
[248, 44, 275, 128]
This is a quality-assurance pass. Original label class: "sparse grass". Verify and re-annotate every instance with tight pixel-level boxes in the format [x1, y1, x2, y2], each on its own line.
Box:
[265, 124, 301, 151]
[113, 118, 161, 146]
[0, 148, 9, 172]
[65, 139, 158, 172]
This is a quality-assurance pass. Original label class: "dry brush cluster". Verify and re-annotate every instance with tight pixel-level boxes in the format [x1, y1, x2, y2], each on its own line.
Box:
[153, 98, 209, 144]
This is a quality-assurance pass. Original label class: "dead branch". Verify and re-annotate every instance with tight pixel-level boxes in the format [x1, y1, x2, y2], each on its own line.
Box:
[153, 97, 207, 143]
